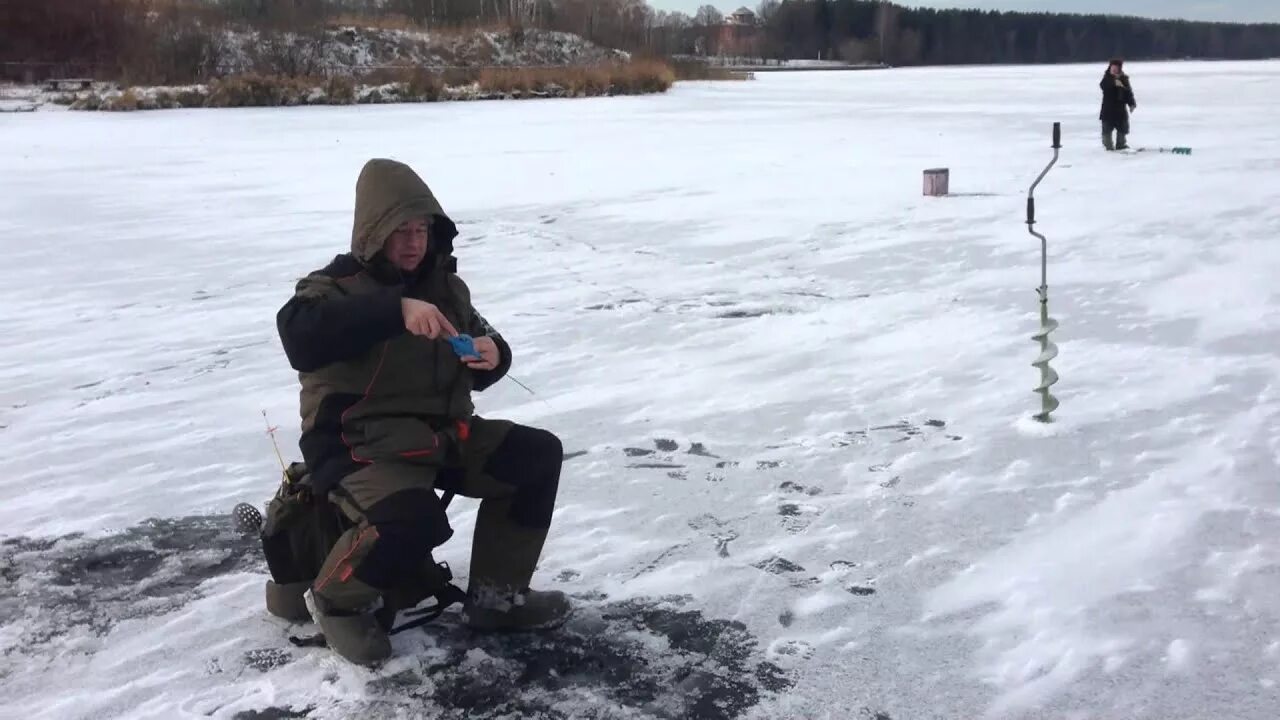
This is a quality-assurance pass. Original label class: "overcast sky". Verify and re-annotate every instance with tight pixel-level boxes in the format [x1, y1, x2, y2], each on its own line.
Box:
[645, 0, 1280, 24]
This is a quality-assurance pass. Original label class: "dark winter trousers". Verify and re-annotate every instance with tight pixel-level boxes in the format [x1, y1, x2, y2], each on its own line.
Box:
[312, 417, 563, 611]
[1102, 121, 1128, 150]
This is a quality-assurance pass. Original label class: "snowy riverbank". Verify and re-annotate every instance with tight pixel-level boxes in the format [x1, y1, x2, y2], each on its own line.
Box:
[1, 63, 675, 113]
[0, 26, 669, 113]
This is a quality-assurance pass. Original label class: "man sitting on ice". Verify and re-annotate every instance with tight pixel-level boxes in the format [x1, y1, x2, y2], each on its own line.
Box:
[274, 157, 571, 665]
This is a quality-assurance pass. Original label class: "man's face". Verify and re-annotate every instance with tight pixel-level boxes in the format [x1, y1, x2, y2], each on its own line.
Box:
[1110, 63, 1121, 76]
[385, 218, 429, 272]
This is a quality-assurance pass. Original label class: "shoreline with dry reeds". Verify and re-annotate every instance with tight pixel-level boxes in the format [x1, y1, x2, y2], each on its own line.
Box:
[45, 60, 681, 112]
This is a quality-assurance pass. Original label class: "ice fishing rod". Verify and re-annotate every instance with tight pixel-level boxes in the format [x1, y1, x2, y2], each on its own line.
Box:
[1026, 122, 1062, 423]
[448, 334, 548, 405]
[1128, 146, 1193, 155]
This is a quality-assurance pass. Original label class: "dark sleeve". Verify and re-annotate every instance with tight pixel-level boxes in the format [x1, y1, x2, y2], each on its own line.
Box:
[467, 307, 512, 391]
[1127, 78, 1137, 107]
[276, 273, 405, 373]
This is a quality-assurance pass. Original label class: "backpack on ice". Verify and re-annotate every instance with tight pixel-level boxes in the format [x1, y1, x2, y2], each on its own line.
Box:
[233, 461, 465, 640]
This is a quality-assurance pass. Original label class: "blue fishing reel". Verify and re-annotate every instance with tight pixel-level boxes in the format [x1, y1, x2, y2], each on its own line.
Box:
[447, 334, 479, 358]
[449, 333, 540, 398]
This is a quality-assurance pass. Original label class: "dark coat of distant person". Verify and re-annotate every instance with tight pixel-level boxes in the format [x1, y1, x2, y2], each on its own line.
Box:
[1099, 60, 1137, 134]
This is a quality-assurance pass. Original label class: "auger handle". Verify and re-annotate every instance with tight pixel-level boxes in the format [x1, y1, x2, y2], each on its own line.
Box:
[1028, 122, 1061, 226]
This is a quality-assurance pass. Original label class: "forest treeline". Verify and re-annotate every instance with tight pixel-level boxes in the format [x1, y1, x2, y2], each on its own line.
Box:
[3, 0, 1278, 84]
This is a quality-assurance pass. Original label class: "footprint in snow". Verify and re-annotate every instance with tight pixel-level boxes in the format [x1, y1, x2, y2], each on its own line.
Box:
[688, 513, 739, 558]
[868, 466, 902, 489]
[827, 562, 879, 597]
[752, 556, 821, 588]
[777, 501, 822, 535]
[618, 438, 758, 483]
[832, 418, 960, 448]
[766, 638, 816, 667]
[779, 480, 822, 496]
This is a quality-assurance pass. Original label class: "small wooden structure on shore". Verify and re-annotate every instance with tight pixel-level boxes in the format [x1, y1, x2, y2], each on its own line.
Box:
[43, 78, 93, 92]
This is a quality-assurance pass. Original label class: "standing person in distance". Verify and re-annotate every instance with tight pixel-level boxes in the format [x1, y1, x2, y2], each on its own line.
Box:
[1100, 58, 1137, 151]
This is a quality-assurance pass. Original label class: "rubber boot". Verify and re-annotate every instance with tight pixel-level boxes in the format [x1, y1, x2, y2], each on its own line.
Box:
[464, 586, 572, 632]
[461, 502, 570, 631]
[265, 580, 312, 623]
[306, 590, 392, 666]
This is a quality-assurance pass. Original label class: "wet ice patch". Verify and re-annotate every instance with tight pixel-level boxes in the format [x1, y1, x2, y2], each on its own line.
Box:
[0, 517, 792, 720]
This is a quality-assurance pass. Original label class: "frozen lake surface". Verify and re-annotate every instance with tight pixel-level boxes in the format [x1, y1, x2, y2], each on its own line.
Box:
[2, 60, 1279, 719]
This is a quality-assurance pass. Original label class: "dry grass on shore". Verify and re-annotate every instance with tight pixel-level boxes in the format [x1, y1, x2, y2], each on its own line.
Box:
[70, 60, 678, 111]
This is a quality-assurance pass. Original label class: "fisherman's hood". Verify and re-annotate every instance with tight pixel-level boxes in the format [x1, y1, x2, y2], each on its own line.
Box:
[350, 158, 458, 265]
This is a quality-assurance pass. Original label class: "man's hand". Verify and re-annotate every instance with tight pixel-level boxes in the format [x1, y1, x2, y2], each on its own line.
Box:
[462, 335, 500, 370]
[402, 298, 458, 339]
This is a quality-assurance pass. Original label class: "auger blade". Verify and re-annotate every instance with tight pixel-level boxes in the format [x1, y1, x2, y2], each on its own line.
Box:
[1033, 366, 1060, 392]
[1031, 317, 1059, 340]
[1033, 343, 1059, 366]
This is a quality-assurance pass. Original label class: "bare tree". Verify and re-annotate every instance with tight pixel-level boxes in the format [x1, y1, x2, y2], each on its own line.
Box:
[694, 5, 723, 26]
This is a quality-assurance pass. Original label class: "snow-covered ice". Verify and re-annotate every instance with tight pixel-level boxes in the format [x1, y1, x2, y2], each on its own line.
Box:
[2, 60, 1279, 719]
